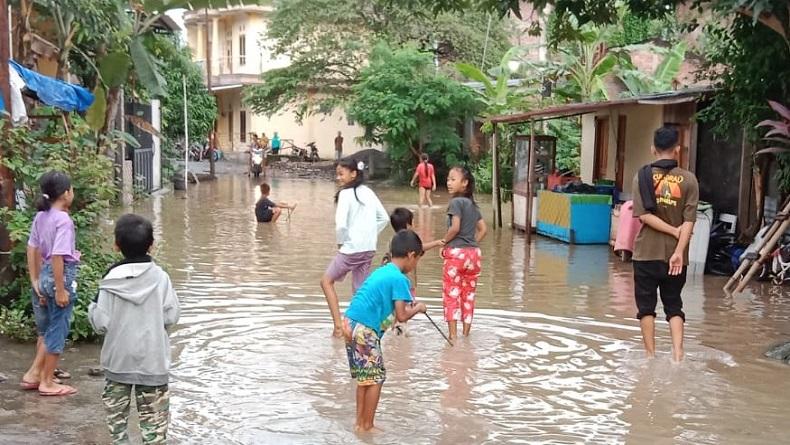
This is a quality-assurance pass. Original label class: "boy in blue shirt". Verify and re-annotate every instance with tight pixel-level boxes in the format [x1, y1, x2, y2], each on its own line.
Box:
[342, 230, 427, 433]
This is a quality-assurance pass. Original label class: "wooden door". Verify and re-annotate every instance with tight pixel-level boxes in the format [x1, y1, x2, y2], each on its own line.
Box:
[667, 123, 690, 169]
[615, 116, 627, 190]
[594, 117, 609, 181]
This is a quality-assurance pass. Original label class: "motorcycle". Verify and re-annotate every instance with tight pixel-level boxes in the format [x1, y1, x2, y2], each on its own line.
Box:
[306, 142, 320, 162]
[251, 148, 265, 178]
[188, 140, 210, 161]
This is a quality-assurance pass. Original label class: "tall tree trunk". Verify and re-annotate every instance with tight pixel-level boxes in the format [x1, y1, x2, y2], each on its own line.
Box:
[103, 86, 121, 133]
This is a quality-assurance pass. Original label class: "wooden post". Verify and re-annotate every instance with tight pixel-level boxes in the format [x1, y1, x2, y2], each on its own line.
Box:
[525, 120, 537, 243]
[491, 123, 501, 228]
[736, 132, 753, 237]
[0, 0, 15, 287]
[204, 8, 216, 177]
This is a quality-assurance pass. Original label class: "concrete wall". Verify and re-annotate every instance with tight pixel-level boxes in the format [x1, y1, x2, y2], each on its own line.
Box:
[580, 113, 596, 183]
[214, 88, 374, 159]
[579, 104, 665, 197]
[619, 105, 664, 197]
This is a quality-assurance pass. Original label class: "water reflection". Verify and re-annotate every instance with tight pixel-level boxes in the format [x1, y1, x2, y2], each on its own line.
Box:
[4, 175, 790, 444]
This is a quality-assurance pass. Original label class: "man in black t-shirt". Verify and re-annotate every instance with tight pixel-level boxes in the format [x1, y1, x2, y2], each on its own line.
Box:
[255, 183, 297, 223]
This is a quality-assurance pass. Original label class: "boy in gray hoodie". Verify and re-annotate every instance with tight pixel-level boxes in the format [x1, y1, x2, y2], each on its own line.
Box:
[89, 214, 180, 445]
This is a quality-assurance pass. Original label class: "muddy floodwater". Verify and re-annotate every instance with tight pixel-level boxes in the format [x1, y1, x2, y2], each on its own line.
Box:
[2, 175, 790, 444]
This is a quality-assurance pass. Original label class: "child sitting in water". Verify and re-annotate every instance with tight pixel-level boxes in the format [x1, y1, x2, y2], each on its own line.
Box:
[255, 183, 297, 223]
[383, 207, 444, 336]
[343, 230, 428, 433]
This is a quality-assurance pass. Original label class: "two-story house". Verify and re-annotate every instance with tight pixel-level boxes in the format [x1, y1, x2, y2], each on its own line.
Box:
[183, 5, 367, 159]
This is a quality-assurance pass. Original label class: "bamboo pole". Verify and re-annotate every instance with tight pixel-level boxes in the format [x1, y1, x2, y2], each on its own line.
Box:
[724, 200, 785, 291]
[526, 120, 536, 243]
[724, 200, 790, 293]
[734, 206, 790, 293]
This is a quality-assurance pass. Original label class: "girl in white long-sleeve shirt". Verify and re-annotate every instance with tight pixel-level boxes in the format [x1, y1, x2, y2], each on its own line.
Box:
[321, 158, 389, 337]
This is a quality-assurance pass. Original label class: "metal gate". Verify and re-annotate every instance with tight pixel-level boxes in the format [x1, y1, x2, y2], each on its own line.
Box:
[133, 148, 154, 193]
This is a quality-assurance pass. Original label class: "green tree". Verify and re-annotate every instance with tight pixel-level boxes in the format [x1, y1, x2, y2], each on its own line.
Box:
[456, 47, 539, 125]
[347, 44, 481, 178]
[700, 15, 789, 141]
[547, 118, 582, 173]
[148, 35, 218, 181]
[549, 19, 620, 101]
[244, 0, 509, 119]
[617, 42, 687, 96]
[150, 36, 217, 144]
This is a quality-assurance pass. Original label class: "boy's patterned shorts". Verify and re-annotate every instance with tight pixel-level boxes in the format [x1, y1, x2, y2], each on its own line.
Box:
[343, 318, 386, 386]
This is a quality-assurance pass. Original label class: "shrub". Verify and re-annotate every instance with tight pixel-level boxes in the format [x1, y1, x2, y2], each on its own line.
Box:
[0, 116, 119, 342]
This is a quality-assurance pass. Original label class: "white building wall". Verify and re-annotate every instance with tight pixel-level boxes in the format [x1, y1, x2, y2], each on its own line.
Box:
[185, 6, 372, 159]
[580, 113, 596, 183]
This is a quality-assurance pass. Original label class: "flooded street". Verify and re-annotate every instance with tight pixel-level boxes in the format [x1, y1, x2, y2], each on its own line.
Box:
[3, 175, 790, 444]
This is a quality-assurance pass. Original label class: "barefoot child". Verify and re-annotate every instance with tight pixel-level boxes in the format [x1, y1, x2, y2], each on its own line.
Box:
[632, 125, 698, 362]
[343, 230, 428, 432]
[441, 166, 487, 340]
[255, 183, 297, 223]
[89, 214, 180, 444]
[410, 154, 436, 208]
[384, 207, 444, 336]
[321, 158, 389, 337]
[20, 171, 80, 397]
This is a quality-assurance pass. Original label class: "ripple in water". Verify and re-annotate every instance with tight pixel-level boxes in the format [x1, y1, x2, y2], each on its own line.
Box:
[123, 176, 790, 445]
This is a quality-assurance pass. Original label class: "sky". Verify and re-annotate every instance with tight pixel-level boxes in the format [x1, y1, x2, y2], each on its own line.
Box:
[166, 9, 186, 33]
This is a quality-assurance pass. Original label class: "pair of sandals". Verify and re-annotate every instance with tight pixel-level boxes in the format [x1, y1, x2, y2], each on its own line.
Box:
[19, 368, 72, 392]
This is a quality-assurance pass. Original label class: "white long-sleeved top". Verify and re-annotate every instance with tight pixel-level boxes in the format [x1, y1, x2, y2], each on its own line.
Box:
[336, 185, 389, 254]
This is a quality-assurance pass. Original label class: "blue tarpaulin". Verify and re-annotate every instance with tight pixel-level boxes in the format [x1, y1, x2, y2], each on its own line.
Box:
[9, 60, 94, 112]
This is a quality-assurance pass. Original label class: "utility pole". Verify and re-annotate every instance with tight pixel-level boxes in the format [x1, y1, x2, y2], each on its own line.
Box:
[0, 0, 15, 288]
[204, 8, 216, 177]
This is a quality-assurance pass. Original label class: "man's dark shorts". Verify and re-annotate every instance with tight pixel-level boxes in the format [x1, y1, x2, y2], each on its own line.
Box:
[633, 260, 686, 322]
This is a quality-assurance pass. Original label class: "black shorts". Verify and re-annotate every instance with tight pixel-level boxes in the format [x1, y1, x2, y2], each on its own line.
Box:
[633, 260, 686, 321]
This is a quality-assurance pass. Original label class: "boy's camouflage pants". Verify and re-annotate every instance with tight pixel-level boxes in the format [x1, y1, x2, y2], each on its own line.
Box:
[102, 379, 170, 444]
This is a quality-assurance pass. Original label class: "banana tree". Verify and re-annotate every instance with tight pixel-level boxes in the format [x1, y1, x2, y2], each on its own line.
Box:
[456, 47, 540, 130]
[551, 22, 620, 101]
[617, 42, 688, 96]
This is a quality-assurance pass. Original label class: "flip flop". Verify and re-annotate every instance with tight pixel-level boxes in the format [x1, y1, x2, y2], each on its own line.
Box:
[20, 378, 62, 389]
[54, 368, 71, 379]
[20, 380, 39, 390]
[39, 386, 78, 397]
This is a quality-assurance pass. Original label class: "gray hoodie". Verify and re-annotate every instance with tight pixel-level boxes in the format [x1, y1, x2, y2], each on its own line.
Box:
[88, 260, 180, 386]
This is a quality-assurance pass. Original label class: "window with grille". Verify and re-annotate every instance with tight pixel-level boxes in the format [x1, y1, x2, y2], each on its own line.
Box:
[239, 34, 246, 66]
[240, 110, 247, 143]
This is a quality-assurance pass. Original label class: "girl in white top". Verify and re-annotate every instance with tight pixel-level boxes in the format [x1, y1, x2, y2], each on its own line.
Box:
[321, 158, 389, 337]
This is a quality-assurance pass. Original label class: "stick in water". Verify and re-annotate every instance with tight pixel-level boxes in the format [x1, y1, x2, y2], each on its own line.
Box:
[424, 312, 453, 347]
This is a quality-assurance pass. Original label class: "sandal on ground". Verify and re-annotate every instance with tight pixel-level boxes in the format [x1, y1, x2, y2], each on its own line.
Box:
[39, 385, 78, 397]
[20, 380, 39, 390]
[20, 377, 62, 390]
[54, 368, 71, 379]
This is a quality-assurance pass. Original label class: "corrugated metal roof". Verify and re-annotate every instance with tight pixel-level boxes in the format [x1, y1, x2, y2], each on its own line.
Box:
[489, 87, 714, 124]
